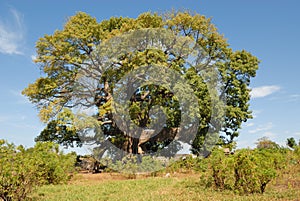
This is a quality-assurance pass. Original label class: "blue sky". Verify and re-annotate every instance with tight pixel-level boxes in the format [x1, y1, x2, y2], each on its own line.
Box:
[0, 0, 300, 150]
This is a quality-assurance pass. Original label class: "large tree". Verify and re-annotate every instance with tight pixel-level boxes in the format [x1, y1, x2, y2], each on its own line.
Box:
[23, 11, 259, 158]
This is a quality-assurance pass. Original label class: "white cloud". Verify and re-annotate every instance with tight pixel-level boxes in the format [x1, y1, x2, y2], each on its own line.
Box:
[290, 94, 300, 98]
[250, 85, 281, 98]
[0, 8, 25, 55]
[244, 122, 254, 127]
[249, 122, 273, 134]
[251, 110, 261, 119]
[287, 94, 300, 102]
[9, 89, 30, 104]
[263, 131, 276, 138]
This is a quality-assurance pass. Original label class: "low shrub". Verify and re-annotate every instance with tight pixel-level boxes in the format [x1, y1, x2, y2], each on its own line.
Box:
[233, 149, 277, 194]
[0, 140, 76, 200]
[166, 155, 206, 173]
[200, 148, 235, 191]
[107, 155, 165, 178]
[201, 148, 279, 195]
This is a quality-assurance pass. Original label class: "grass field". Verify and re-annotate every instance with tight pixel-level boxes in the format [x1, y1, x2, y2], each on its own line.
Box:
[29, 169, 300, 201]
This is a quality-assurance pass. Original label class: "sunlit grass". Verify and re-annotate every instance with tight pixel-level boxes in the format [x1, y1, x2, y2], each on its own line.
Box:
[30, 169, 300, 201]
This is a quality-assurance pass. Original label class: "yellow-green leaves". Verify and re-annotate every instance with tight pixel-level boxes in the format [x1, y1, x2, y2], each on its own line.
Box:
[165, 11, 229, 60]
[136, 12, 163, 28]
[24, 10, 259, 153]
[229, 50, 260, 77]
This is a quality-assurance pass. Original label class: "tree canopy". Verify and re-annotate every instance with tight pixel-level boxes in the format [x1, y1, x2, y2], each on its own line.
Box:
[256, 137, 280, 150]
[286, 137, 299, 149]
[23, 11, 259, 159]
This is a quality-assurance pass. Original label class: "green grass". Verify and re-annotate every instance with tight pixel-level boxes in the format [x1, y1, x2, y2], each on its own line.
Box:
[29, 172, 300, 201]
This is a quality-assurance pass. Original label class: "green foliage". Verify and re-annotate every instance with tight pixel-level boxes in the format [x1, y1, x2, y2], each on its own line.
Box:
[201, 148, 282, 195]
[0, 140, 76, 200]
[233, 149, 277, 194]
[138, 156, 165, 173]
[287, 137, 297, 149]
[166, 155, 206, 173]
[111, 155, 139, 179]
[107, 155, 165, 178]
[200, 148, 235, 190]
[35, 108, 82, 148]
[25, 142, 77, 185]
[293, 146, 300, 162]
[0, 140, 33, 201]
[28, 138, 300, 200]
[31, 170, 300, 201]
[23, 10, 259, 156]
[285, 137, 300, 164]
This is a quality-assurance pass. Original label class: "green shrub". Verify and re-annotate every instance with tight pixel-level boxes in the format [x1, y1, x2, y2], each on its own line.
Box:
[0, 140, 35, 201]
[0, 140, 76, 200]
[138, 156, 164, 173]
[108, 155, 165, 178]
[233, 149, 277, 194]
[294, 146, 300, 161]
[201, 148, 279, 195]
[25, 142, 76, 185]
[166, 156, 206, 173]
[200, 148, 235, 190]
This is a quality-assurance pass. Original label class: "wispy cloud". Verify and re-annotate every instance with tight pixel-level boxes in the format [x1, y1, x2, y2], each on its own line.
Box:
[0, 115, 10, 123]
[287, 94, 300, 102]
[0, 8, 25, 55]
[9, 89, 30, 104]
[244, 122, 254, 127]
[263, 131, 276, 138]
[249, 122, 273, 134]
[250, 85, 281, 98]
[251, 110, 261, 119]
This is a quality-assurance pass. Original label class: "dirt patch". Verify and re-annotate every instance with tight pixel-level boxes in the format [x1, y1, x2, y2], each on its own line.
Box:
[69, 171, 199, 185]
[69, 172, 128, 185]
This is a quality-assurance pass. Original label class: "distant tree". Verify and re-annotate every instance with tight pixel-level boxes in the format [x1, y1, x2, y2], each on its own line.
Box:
[256, 137, 279, 149]
[286, 137, 297, 149]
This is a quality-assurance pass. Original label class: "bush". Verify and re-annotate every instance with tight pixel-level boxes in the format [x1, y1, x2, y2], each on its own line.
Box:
[200, 148, 235, 190]
[0, 140, 76, 200]
[166, 155, 206, 174]
[233, 149, 277, 194]
[201, 148, 279, 195]
[112, 155, 139, 179]
[0, 140, 34, 201]
[138, 156, 165, 173]
[294, 146, 300, 161]
[107, 155, 165, 178]
[25, 142, 76, 185]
